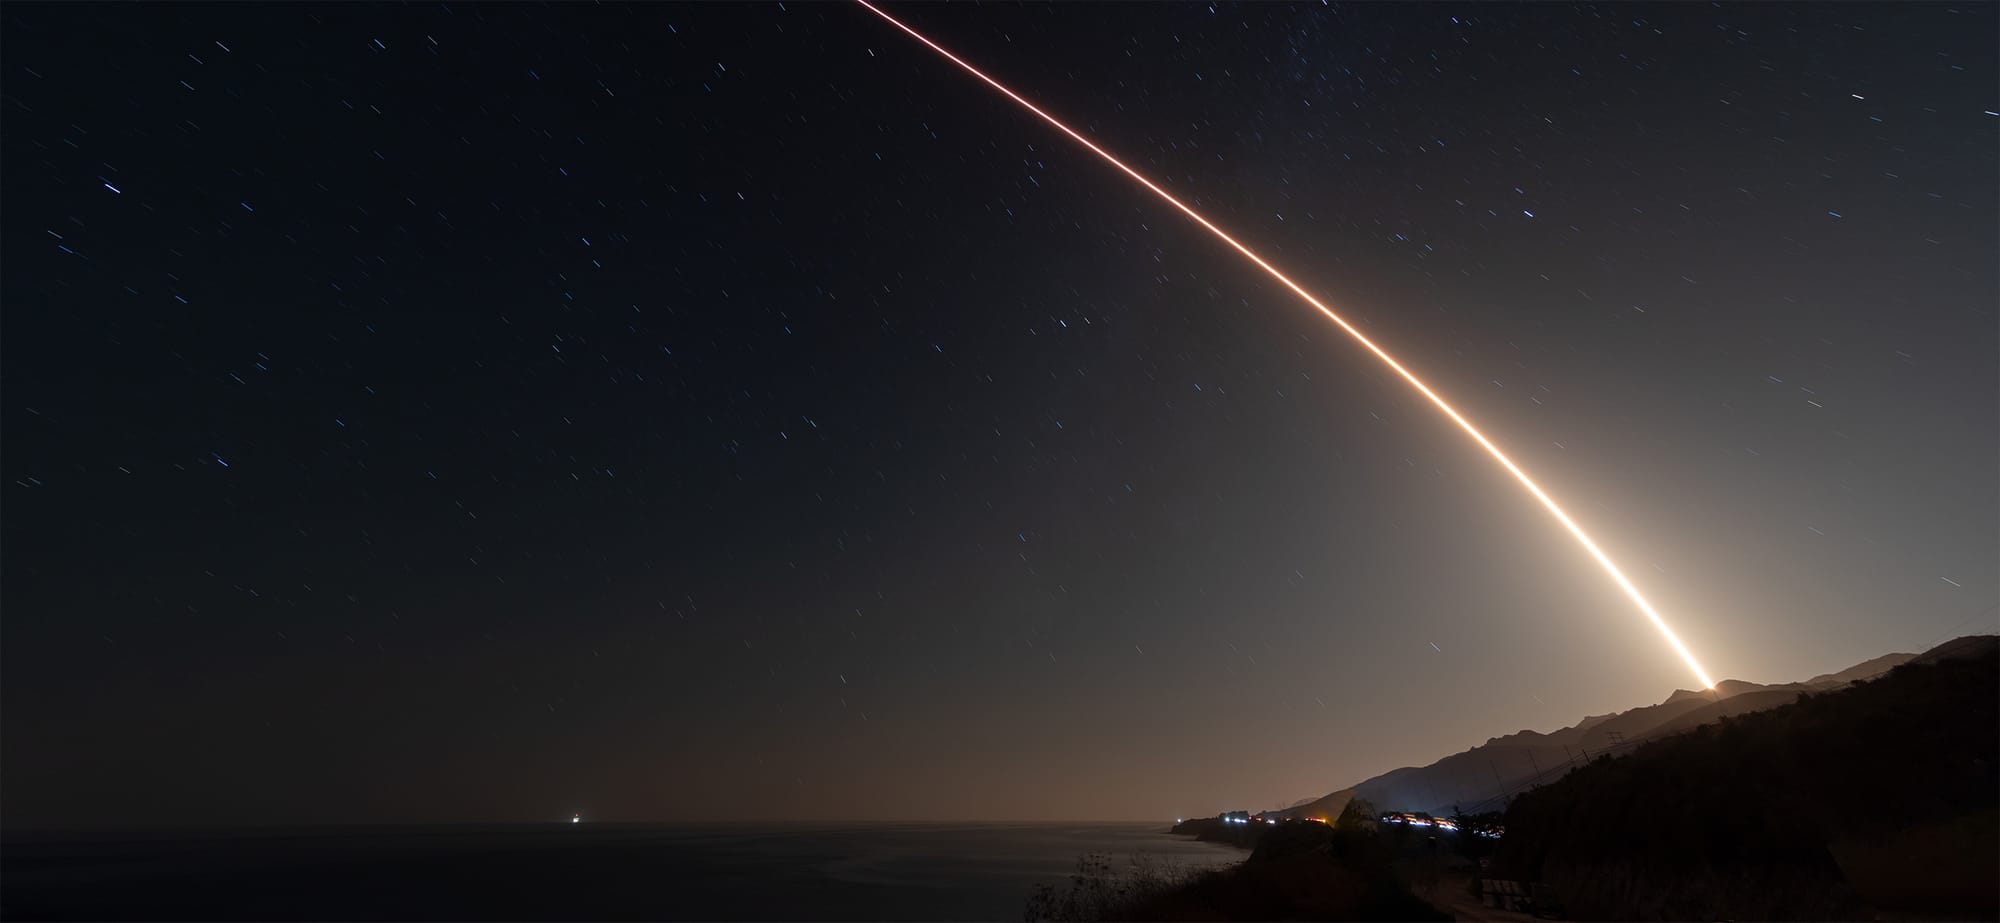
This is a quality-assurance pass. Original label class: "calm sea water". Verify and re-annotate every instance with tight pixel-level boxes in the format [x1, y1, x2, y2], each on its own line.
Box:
[1, 822, 1244, 921]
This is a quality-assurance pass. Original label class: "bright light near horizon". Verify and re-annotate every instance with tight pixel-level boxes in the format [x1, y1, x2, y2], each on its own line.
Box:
[852, 0, 1717, 690]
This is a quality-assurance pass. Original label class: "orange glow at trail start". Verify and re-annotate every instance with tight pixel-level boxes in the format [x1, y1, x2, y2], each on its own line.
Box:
[854, 1, 1717, 690]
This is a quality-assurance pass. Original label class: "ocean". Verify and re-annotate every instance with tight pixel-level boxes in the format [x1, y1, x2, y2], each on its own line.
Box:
[1, 822, 1245, 921]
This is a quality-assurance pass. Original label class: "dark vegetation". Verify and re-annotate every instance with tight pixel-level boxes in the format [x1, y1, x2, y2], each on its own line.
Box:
[1494, 644, 2000, 921]
[1021, 853, 1209, 923]
[1031, 801, 1449, 921]
[1447, 807, 1505, 862]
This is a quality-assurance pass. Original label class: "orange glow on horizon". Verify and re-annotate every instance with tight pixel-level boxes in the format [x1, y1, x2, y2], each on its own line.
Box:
[853, 0, 1717, 690]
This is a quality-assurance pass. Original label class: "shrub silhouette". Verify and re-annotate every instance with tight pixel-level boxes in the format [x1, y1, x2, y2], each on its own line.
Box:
[1029, 822, 1450, 921]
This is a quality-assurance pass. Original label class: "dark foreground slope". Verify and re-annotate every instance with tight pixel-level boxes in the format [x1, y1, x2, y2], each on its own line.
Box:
[1493, 638, 1999, 921]
[1036, 812, 1450, 921]
[1275, 647, 1921, 820]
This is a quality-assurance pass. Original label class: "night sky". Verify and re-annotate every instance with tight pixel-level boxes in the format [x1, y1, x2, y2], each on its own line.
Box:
[3, 3, 1994, 829]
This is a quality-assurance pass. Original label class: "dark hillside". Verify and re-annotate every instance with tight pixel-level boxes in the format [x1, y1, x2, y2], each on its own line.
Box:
[1284, 647, 1921, 820]
[1494, 639, 1999, 921]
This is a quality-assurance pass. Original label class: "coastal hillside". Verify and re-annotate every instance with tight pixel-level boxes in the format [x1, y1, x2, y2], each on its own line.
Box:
[1276, 644, 1932, 818]
[1493, 637, 1999, 920]
[1280, 788, 1355, 825]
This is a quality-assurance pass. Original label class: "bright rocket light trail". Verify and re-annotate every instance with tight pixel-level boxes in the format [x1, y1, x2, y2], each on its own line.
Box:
[855, 0, 1718, 689]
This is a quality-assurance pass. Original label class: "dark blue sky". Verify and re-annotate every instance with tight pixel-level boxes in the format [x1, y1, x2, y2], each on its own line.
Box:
[3, 2, 1994, 826]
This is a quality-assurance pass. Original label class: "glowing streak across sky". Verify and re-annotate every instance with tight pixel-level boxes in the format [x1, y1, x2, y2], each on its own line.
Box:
[855, 0, 1717, 689]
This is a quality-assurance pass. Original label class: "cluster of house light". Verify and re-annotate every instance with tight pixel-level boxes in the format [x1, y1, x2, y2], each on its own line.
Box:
[1204, 810, 1499, 838]
[1218, 813, 1299, 826]
[1380, 812, 1502, 838]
